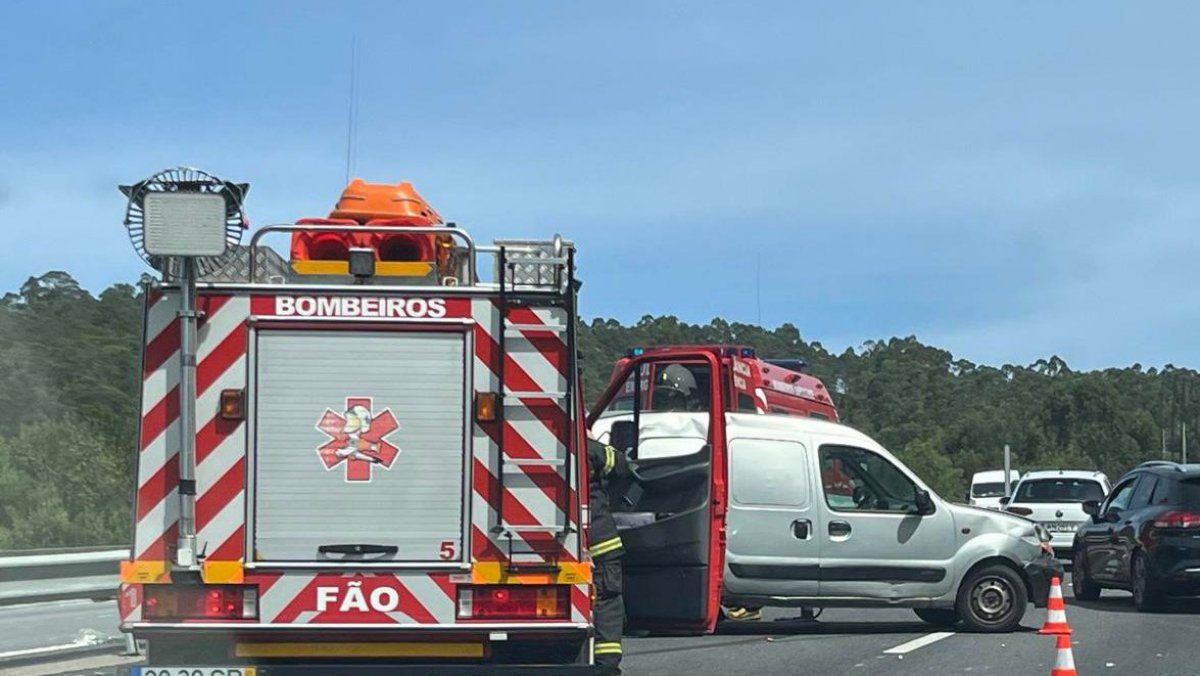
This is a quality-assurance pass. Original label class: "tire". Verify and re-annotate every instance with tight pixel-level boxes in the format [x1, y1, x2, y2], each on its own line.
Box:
[1132, 553, 1163, 613]
[955, 564, 1029, 633]
[914, 608, 960, 627]
[1071, 548, 1101, 601]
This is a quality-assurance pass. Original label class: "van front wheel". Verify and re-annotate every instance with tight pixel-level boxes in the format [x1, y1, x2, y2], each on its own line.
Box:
[955, 564, 1027, 632]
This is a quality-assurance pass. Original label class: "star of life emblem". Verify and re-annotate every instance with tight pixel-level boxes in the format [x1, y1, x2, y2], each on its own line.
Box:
[316, 397, 400, 482]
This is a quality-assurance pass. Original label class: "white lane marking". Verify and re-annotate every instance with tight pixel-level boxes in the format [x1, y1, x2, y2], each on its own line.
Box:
[883, 631, 956, 655]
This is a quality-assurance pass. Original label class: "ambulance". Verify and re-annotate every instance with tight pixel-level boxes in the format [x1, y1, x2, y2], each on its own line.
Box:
[118, 175, 596, 673]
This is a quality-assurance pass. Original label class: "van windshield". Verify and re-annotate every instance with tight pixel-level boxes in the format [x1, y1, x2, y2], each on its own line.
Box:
[1013, 478, 1105, 503]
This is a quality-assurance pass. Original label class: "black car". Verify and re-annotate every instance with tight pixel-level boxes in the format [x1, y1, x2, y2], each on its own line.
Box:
[1071, 461, 1200, 611]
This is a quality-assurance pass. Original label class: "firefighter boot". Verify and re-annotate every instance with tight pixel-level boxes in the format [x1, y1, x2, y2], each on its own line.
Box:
[726, 606, 764, 622]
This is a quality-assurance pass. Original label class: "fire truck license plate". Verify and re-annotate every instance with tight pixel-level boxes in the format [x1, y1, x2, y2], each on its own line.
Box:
[133, 669, 254, 676]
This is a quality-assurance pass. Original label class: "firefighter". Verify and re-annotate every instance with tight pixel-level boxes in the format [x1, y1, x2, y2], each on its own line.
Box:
[587, 438, 632, 675]
[654, 363, 707, 412]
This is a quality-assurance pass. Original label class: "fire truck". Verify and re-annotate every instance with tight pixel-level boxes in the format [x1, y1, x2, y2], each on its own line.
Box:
[118, 175, 595, 674]
[604, 345, 838, 422]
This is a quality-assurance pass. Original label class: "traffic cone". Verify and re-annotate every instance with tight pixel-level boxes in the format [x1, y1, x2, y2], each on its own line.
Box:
[1050, 633, 1077, 676]
[1038, 575, 1073, 635]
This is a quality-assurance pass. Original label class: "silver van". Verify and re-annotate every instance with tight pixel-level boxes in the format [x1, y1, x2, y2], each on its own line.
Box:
[589, 352, 1062, 634]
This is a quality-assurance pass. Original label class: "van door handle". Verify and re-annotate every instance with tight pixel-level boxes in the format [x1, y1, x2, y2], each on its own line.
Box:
[828, 521, 851, 537]
[791, 519, 812, 540]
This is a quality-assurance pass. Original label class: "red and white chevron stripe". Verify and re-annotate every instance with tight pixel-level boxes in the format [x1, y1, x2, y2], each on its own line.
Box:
[135, 292, 250, 565]
[470, 299, 578, 564]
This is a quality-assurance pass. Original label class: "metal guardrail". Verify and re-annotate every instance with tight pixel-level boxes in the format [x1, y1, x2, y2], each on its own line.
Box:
[0, 547, 128, 606]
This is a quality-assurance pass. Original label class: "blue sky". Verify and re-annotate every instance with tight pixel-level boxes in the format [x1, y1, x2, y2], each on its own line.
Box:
[1, 1, 1197, 369]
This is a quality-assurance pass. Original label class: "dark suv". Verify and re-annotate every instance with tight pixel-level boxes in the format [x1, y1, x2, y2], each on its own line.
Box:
[1071, 461, 1200, 611]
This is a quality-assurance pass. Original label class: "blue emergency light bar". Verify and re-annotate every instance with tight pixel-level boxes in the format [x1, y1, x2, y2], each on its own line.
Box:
[625, 345, 757, 358]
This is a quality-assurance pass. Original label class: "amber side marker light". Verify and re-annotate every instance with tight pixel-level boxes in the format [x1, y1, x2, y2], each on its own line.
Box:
[219, 389, 245, 420]
[475, 392, 497, 422]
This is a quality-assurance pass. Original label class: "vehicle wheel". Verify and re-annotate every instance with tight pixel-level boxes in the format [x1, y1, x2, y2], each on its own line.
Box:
[1132, 554, 1163, 613]
[955, 564, 1028, 632]
[1071, 549, 1101, 601]
[913, 608, 960, 627]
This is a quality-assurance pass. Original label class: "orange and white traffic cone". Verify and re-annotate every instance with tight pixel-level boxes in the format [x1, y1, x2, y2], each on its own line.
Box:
[1038, 575, 1073, 635]
[1050, 633, 1077, 676]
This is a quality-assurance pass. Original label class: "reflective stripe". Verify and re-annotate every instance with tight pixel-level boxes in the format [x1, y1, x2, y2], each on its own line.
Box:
[589, 535, 623, 556]
[603, 445, 615, 475]
[595, 641, 623, 655]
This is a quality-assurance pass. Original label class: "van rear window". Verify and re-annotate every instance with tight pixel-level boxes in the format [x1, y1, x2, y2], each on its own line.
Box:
[972, 482, 1006, 498]
[1013, 478, 1105, 503]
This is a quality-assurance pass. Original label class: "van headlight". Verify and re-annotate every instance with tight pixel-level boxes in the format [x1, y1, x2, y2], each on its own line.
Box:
[1020, 524, 1054, 555]
[1034, 523, 1052, 543]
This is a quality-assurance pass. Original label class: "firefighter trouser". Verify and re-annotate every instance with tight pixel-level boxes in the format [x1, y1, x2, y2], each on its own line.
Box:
[594, 556, 624, 675]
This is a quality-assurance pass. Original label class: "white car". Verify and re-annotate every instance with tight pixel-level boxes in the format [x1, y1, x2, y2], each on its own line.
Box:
[968, 469, 1022, 510]
[1002, 470, 1111, 556]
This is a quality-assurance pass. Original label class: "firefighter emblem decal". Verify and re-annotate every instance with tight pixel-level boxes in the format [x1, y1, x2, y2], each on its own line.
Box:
[316, 397, 400, 482]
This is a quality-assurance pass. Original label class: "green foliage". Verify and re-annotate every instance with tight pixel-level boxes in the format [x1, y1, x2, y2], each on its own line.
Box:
[3, 272, 1199, 548]
[0, 273, 142, 549]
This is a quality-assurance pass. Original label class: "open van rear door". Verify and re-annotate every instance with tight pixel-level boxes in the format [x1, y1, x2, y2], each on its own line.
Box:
[587, 351, 727, 634]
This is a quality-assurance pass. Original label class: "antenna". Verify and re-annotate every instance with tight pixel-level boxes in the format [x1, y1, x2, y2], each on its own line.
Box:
[344, 35, 360, 184]
[756, 252, 763, 325]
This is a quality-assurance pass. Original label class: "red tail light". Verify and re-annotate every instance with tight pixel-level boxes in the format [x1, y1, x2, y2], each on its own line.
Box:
[457, 585, 569, 620]
[1153, 510, 1200, 529]
[143, 585, 258, 621]
[1005, 506, 1034, 516]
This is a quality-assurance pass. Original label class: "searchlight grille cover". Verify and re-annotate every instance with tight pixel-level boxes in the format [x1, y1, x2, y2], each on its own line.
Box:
[120, 166, 249, 277]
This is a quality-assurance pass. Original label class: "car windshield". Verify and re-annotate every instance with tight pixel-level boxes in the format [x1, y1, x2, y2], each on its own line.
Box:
[1013, 478, 1105, 503]
[972, 482, 1006, 498]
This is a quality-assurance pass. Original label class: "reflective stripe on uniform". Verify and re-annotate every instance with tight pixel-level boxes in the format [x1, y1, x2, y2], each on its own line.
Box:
[603, 445, 616, 475]
[595, 641, 623, 655]
[589, 535, 622, 557]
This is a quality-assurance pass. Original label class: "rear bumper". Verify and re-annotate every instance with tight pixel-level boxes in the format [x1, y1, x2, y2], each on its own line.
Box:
[129, 626, 591, 671]
[124, 667, 597, 676]
[1148, 543, 1200, 594]
[1024, 556, 1064, 608]
[1046, 532, 1076, 554]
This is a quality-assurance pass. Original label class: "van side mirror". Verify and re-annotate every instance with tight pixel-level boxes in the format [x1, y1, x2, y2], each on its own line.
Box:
[998, 496, 1011, 506]
[1081, 500, 1100, 517]
[915, 489, 935, 515]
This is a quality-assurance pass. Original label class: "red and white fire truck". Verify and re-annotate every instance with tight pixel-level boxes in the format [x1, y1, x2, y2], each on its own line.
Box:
[605, 345, 839, 421]
[118, 177, 595, 673]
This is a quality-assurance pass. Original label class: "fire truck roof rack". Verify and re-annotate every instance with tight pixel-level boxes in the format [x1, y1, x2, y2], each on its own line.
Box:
[221, 223, 577, 295]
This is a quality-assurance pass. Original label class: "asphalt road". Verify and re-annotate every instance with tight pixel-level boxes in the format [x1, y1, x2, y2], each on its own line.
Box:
[10, 579, 1199, 676]
[626, 588, 1200, 676]
[0, 599, 119, 654]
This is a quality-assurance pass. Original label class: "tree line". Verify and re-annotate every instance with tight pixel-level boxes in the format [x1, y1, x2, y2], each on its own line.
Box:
[2, 272, 1197, 548]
